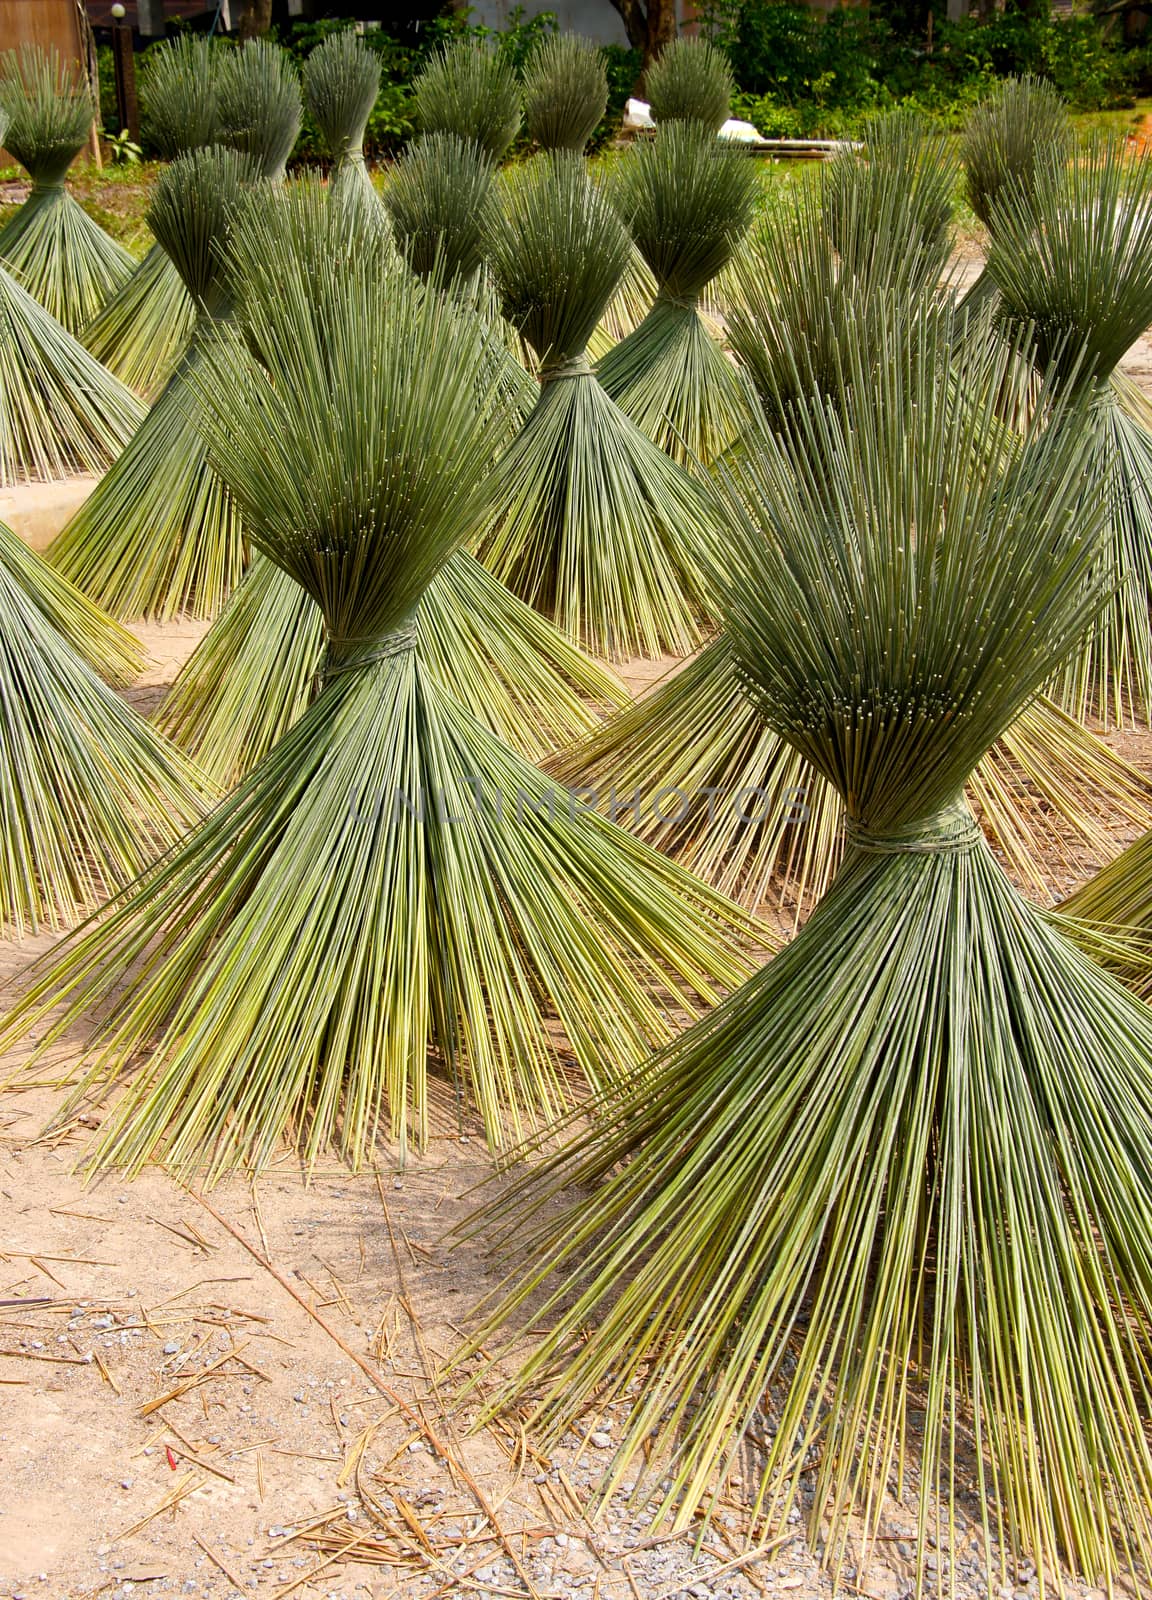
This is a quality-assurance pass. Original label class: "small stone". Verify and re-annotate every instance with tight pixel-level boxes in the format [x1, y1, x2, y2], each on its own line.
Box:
[162, 1341, 180, 1355]
[590, 1431, 612, 1450]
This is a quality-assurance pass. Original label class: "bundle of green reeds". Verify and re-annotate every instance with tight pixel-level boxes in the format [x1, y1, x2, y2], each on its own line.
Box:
[48, 149, 253, 620]
[644, 36, 732, 132]
[596, 122, 758, 463]
[215, 37, 301, 183]
[156, 183, 624, 787]
[481, 153, 721, 658]
[560, 179, 1152, 910]
[988, 135, 1152, 725]
[303, 28, 383, 225]
[0, 45, 133, 334]
[384, 131, 535, 414]
[522, 33, 606, 154]
[0, 97, 143, 485]
[962, 76, 1072, 238]
[0, 510, 207, 935]
[0, 198, 756, 1174]
[460, 310, 1152, 1595]
[82, 35, 220, 397]
[823, 107, 956, 294]
[411, 36, 521, 161]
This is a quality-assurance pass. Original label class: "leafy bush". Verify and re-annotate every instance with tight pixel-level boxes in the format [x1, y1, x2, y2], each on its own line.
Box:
[701, 0, 1142, 134]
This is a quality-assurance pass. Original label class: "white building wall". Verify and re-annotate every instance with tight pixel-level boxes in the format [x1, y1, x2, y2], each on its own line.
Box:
[466, 0, 693, 48]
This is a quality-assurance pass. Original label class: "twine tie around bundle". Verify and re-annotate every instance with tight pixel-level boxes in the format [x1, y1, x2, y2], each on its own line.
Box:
[539, 354, 593, 386]
[843, 805, 983, 857]
[321, 619, 419, 684]
[655, 290, 701, 313]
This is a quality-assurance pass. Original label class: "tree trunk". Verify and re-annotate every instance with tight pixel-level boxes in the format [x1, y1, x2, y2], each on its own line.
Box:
[644, 0, 679, 68]
[608, 0, 679, 88]
[238, 0, 274, 39]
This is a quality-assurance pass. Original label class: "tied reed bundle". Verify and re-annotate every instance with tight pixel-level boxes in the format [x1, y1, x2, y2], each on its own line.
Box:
[822, 107, 956, 296]
[963, 75, 1072, 232]
[215, 38, 302, 184]
[0, 510, 207, 936]
[156, 531, 630, 789]
[82, 35, 221, 397]
[384, 131, 536, 417]
[0, 45, 133, 334]
[596, 123, 758, 463]
[152, 182, 622, 788]
[459, 311, 1152, 1594]
[522, 34, 607, 155]
[481, 153, 721, 658]
[644, 36, 732, 134]
[2, 201, 756, 1173]
[0, 107, 144, 485]
[49, 149, 254, 620]
[384, 129, 492, 283]
[412, 38, 521, 162]
[303, 29, 383, 225]
[988, 135, 1152, 725]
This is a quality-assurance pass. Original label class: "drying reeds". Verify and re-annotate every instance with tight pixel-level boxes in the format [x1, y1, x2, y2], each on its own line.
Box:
[384, 131, 535, 415]
[0, 515, 140, 686]
[988, 134, 1152, 724]
[480, 153, 720, 657]
[561, 189, 1152, 910]
[2, 203, 755, 1173]
[384, 129, 493, 281]
[411, 37, 521, 161]
[0, 45, 133, 334]
[303, 28, 383, 224]
[156, 536, 628, 788]
[48, 149, 253, 620]
[596, 122, 758, 463]
[156, 182, 621, 786]
[0, 98, 143, 486]
[216, 37, 302, 182]
[0, 513, 206, 937]
[822, 107, 956, 294]
[461, 310, 1152, 1596]
[644, 36, 733, 132]
[82, 34, 220, 397]
[522, 33, 606, 154]
[962, 75, 1072, 232]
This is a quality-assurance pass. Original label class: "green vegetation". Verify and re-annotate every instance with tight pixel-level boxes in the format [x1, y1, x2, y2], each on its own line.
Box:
[55, 0, 1151, 180]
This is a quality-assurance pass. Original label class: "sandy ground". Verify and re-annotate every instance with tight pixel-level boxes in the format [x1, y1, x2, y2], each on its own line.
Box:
[2, 252, 1151, 1600]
